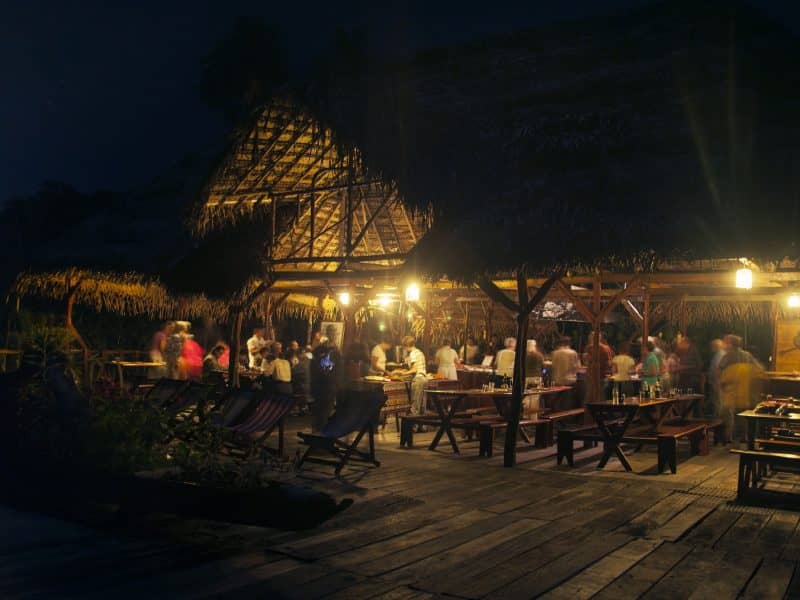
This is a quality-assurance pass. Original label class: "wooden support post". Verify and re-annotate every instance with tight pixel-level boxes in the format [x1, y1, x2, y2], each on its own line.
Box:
[771, 301, 779, 369]
[505, 270, 529, 468]
[504, 272, 560, 467]
[228, 309, 244, 388]
[679, 295, 688, 334]
[462, 304, 470, 361]
[422, 294, 431, 355]
[591, 275, 602, 403]
[642, 291, 651, 360]
[65, 273, 90, 386]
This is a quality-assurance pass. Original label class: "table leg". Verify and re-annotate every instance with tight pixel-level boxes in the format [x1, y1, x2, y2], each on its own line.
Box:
[429, 397, 462, 453]
[593, 409, 636, 471]
[747, 418, 756, 450]
[117, 364, 125, 399]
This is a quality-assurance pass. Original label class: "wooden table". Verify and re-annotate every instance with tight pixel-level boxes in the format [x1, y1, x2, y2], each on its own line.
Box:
[424, 388, 545, 454]
[736, 410, 800, 450]
[0, 349, 21, 373]
[108, 361, 165, 397]
[586, 395, 705, 471]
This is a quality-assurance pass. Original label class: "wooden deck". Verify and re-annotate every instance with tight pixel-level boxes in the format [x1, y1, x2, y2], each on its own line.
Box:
[4, 419, 800, 598]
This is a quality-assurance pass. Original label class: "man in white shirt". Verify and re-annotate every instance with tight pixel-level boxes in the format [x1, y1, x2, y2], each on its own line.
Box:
[246, 328, 268, 369]
[400, 336, 427, 415]
[370, 338, 392, 375]
[495, 337, 517, 378]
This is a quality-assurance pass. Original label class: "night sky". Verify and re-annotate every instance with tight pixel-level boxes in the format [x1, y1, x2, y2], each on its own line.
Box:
[3, 0, 798, 203]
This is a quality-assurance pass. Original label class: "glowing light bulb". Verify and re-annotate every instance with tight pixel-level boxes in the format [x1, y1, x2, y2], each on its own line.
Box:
[735, 268, 752, 290]
[405, 283, 420, 302]
[337, 292, 351, 306]
[789, 294, 800, 309]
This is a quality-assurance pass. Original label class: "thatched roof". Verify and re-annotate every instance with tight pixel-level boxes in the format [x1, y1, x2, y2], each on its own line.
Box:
[11, 270, 229, 321]
[193, 102, 427, 276]
[292, 1, 800, 280]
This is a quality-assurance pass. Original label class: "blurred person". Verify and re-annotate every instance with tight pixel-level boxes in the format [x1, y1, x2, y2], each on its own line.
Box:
[524, 340, 544, 385]
[291, 347, 311, 415]
[435, 340, 461, 380]
[165, 321, 188, 379]
[179, 323, 204, 381]
[262, 341, 292, 395]
[495, 337, 517, 378]
[583, 332, 615, 377]
[202, 343, 226, 378]
[397, 336, 427, 416]
[675, 335, 702, 392]
[719, 335, 763, 443]
[310, 337, 342, 432]
[148, 321, 172, 378]
[370, 337, 393, 376]
[246, 328, 268, 369]
[459, 336, 479, 365]
[287, 340, 301, 366]
[611, 341, 636, 397]
[344, 341, 370, 381]
[707, 339, 725, 418]
[551, 337, 580, 386]
[641, 339, 660, 388]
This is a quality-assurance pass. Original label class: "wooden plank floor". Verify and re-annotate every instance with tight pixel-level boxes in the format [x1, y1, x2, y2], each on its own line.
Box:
[4, 418, 800, 598]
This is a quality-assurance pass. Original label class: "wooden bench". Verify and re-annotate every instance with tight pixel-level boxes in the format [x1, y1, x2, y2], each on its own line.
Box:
[399, 414, 442, 447]
[381, 403, 412, 432]
[556, 421, 708, 473]
[557, 425, 603, 466]
[731, 449, 800, 500]
[478, 418, 550, 457]
[686, 417, 724, 445]
[540, 408, 586, 447]
[625, 422, 708, 474]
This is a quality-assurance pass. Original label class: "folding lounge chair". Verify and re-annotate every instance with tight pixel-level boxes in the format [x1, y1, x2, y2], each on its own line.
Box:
[164, 382, 215, 421]
[211, 387, 261, 428]
[145, 378, 190, 408]
[224, 393, 295, 456]
[297, 387, 388, 476]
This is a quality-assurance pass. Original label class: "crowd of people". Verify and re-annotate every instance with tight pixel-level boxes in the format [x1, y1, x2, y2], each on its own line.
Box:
[148, 320, 763, 443]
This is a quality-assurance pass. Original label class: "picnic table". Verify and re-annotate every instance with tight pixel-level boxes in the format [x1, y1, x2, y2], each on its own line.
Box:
[0, 348, 21, 372]
[107, 361, 165, 397]
[424, 387, 562, 453]
[736, 409, 800, 450]
[585, 394, 705, 471]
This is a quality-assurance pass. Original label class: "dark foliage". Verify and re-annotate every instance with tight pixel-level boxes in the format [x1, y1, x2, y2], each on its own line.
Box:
[200, 16, 289, 124]
[293, 1, 800, 279]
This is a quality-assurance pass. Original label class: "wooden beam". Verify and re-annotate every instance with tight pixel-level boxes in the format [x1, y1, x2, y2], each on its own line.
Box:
[622, 299, 643, 325]
[598, 276, 643, 320]
[476, 276, 521, 314]
[553, 279, 596, 323]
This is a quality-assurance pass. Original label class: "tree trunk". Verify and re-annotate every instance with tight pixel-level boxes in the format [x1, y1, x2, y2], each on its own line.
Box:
[228, 309, 244, 388]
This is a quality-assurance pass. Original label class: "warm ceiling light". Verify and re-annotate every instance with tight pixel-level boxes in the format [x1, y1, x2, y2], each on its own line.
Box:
[735, 268, 753, 290]
[405, 283, 420, 302]
[789, 294, 800, 309]
[377, 294, 391, 308]
[337, 292, 351, 306]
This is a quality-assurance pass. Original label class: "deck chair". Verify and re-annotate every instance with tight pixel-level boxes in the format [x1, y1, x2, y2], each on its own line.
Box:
[297, 387, 388, 476]
[224, 393, 295, 456]
[145, 378, 190, 408]
[211, 387, 262, 428]
[164, 382, 215, 420]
